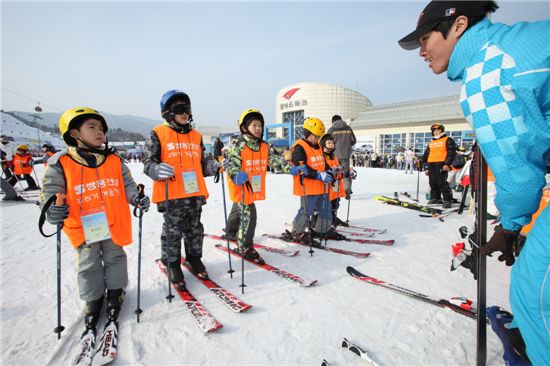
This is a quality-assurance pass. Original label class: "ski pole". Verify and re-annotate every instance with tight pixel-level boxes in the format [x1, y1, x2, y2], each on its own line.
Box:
[239, 186, 246, 294]
[299, 161, 314, 256]
[414, 161, 420, 202]
[53, 193, 66, 340]
[346, 176, 352, 224]
[134, 184, 145, 322]
[218, 156, 234, 278]
[164, 179, 174, 303]
[31, 165, 41, 189]
[322, 182, 329, 246]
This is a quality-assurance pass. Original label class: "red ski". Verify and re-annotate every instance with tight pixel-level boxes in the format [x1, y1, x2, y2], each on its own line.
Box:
[204, 233, 299, 257]
[156, 260, 223, 333]
[262, 234, 371, 258]
[339, 225, 387, 234]
[180, 259, 252, 313]
[214, 244, 317, 287]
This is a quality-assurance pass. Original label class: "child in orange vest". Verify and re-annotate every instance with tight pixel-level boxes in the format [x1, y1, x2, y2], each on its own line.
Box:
[421, 123, 457, 208]
[40, 107, 150, 340]
[143, 90, 220, 288]
[13, 144, 39, 190]
[313, 134, 357, 239]
[282, 118, 334, 246]
[224, 109, 290, 263]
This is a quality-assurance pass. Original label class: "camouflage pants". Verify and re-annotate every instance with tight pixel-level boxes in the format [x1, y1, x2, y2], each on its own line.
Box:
[227, 202, 257, 250]
[161, 199, 204, 264]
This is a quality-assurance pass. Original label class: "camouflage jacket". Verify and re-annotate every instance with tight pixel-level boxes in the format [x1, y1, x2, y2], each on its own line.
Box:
[226, 135, 291, 178]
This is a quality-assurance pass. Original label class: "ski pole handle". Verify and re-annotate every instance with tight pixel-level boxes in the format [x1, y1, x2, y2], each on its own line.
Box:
[299, 161, 305, 186]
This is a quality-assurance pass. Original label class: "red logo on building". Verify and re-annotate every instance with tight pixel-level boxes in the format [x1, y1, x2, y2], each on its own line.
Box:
[282, 88, 300, 100]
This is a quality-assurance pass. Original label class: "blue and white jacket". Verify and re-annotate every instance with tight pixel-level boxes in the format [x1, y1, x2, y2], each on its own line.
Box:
[448, 17, 550, 231]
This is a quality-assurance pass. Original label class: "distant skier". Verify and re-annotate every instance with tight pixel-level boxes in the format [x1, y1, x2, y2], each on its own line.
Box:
[223, 109, 290, 263]
[0, 134, 17, 186]
[421, 123, 456, 208]
[399, 1, 550, 364]
[40, 107, 150, 347]
[33, 143, 57, 165]
[143, 90, 220, 288]
[13, 144, 39, 190]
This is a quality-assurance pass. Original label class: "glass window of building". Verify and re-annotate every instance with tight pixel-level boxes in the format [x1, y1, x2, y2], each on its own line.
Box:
[284, 110, 304, 140]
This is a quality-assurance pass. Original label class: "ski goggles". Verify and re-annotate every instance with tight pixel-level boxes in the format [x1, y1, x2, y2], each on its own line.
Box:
[171, 104, 191, 115]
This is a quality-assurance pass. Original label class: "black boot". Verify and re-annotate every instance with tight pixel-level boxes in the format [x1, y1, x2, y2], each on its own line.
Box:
[187, 256, 209, 280]
[83, 296, 104, 333]
[334, 217, 349, 227]
[235, 247, 265, 264]
[326, 228, 347, 241]
[106, 289, 124, 321]
[165, 260, 186, 290]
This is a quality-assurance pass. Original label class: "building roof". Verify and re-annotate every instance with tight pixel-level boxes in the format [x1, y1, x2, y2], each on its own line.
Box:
[350, 95, 465, 128]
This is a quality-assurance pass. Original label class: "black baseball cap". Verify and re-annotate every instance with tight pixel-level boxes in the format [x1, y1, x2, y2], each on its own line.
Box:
[398, 1, 492, 50]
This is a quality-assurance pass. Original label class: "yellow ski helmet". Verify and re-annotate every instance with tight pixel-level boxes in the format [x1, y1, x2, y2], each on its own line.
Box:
[238, 109, 264, 135]
[59, 107, 107, 146]
[303, 117, 325, 137]
[17, 144, 29, 151]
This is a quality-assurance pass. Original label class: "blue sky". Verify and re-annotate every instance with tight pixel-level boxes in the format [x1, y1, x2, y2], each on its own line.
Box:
[2, 1, 549, 127]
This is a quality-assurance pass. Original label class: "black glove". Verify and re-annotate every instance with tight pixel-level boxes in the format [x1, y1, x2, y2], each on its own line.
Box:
[480, 225, 520, 266]
[133, 195, 150, 212]
[47, 204, 69, 225]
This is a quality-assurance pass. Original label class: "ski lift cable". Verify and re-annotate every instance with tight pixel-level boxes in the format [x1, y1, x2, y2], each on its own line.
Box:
[1, 86, 63, 112]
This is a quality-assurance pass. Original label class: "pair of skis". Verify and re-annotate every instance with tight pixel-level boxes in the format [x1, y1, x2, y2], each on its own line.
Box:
[157, 258, 252, 333]
[374, 195, 444, 215]
[74, 313, 119, 366]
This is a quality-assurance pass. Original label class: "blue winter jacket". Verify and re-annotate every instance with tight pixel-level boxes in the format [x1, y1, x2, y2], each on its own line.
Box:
[448, 17, 550, 232]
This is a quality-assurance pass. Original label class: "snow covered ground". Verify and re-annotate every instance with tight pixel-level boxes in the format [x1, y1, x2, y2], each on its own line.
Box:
[1, 164, 511, 366]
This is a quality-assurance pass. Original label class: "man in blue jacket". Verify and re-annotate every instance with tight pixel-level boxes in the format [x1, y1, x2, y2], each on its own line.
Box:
[399, 2, 549, 364]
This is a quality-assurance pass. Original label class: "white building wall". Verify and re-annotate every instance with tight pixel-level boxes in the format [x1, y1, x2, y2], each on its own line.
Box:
[275, 82, 372, 127]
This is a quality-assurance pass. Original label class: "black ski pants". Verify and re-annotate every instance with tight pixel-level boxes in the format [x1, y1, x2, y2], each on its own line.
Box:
[428, 163, 453, 203]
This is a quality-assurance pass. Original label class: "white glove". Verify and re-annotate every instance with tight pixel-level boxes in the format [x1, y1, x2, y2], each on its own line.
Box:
[152, 163, 175, 180]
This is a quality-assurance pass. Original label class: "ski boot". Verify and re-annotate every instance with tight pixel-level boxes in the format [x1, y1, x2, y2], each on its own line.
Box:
[166, 259, 186, 291]
[74, 297, 103, 365]
[186, 255, 209, 280]
[326, 227, 347, 241]
[280, 229, 300, 242]
[334, 216, 349, 227]
[106, 289, 124, 323]
[221, 228, 237, 241]
[82, 296, 103, 336]
[235, 246, 265, 264]
[427, 198, 443, 205]
[442, 201, 453, 209]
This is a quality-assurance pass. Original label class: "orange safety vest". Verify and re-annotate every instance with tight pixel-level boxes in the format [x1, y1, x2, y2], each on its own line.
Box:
[151, 125, 209, 203]
[13, 154, 33, 175]
[60, 154, 132, 248]
[427, 136, 448, 163]
[292, 140, 326, 196]
[228, 142, 268, 205]
[325, 155, 345, 201]
[520, 187, 550, 236]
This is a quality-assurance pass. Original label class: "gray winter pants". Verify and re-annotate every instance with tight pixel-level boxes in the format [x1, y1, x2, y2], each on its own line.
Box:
[76, 239, 128, 302]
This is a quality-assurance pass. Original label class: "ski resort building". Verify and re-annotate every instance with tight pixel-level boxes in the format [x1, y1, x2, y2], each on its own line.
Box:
[270, 83, 473, 154]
